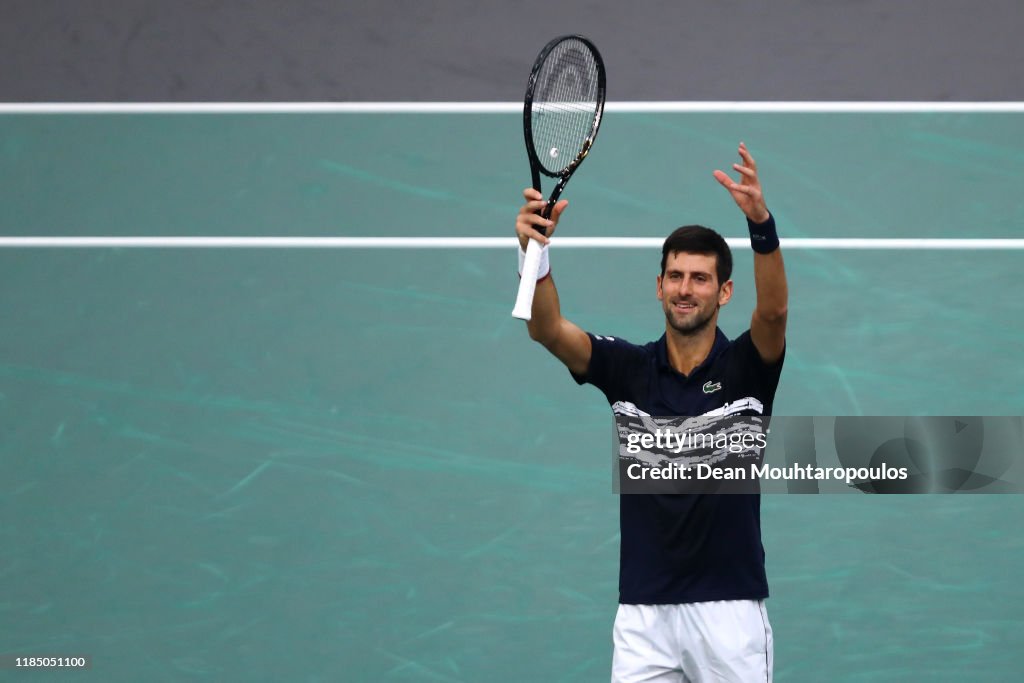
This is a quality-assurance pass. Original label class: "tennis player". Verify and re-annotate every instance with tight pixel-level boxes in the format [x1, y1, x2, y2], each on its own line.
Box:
[515, 142, 787, 682]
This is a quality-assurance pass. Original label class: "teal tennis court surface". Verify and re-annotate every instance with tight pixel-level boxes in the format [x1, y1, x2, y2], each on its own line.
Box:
[1, 108, 1023, 681]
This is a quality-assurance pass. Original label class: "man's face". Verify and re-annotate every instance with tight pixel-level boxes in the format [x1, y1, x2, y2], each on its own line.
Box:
[657, 252, 733, 335]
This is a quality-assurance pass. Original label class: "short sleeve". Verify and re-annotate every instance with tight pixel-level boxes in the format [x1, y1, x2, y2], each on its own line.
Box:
[731, 330, 785, 394]
[570, 333, 650, 403]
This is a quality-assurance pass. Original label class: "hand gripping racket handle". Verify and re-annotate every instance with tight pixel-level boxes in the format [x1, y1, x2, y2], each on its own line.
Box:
[511, 237, 544, 320]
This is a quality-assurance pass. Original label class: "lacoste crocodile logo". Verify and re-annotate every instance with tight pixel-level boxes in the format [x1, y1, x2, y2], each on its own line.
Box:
[703, 380, 722, 394]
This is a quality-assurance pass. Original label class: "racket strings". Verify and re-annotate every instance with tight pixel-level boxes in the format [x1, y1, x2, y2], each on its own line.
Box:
[531, 39, 601, 175]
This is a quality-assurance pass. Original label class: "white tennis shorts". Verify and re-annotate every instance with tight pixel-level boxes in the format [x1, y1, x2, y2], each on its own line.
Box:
[611, 600, 773, 683]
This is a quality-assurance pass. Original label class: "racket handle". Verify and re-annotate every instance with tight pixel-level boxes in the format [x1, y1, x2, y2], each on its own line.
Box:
[511, 239, 544, 320]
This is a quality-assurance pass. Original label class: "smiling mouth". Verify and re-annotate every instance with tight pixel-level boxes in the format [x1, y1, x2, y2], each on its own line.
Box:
[673, 301, 697, 313]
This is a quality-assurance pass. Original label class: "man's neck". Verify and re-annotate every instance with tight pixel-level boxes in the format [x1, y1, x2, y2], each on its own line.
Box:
[665, 323, 718, 377]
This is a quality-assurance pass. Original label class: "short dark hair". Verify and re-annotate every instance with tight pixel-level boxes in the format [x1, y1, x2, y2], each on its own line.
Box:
[661, 225, 733, 284]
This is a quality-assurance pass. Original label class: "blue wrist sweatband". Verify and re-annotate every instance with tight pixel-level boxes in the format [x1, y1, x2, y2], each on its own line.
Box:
[747, 212, 779, 254]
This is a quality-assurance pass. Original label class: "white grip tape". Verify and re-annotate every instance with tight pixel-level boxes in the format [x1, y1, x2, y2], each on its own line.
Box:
[511, 240, 549, 320]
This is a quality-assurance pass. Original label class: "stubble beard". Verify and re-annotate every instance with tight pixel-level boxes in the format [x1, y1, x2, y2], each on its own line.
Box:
[664, 300, 718, 336]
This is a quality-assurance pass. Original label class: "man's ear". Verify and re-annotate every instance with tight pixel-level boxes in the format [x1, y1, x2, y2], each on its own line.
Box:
[656, 274, 664, 302]
[719, 279, 734, 306]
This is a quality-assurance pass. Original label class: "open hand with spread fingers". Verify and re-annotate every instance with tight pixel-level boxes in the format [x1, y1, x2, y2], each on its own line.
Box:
[713, 142, 770, 224]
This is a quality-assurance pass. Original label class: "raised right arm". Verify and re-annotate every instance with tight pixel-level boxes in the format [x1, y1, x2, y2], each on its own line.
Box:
[515, 188, 592, 377]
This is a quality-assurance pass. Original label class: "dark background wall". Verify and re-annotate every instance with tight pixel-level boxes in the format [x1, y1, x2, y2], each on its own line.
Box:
[2, 0, 1022, 102]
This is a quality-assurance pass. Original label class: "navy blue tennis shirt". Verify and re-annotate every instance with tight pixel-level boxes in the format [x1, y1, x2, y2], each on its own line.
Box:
[572, 327, 785, 605]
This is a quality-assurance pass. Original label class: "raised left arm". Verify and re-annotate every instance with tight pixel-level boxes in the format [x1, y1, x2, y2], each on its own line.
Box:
[713, 142, 788, 363]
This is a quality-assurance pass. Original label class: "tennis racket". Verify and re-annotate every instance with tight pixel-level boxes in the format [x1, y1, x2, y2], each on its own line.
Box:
[511, 35, 606, 320]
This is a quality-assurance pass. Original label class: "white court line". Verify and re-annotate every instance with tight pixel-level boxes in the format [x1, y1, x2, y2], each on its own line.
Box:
[2, 237, 1023, 250]
[1, 102, 1023, 114]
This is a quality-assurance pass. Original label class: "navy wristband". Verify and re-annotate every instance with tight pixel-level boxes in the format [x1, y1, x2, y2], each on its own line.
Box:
[746, 212, 780, 254]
